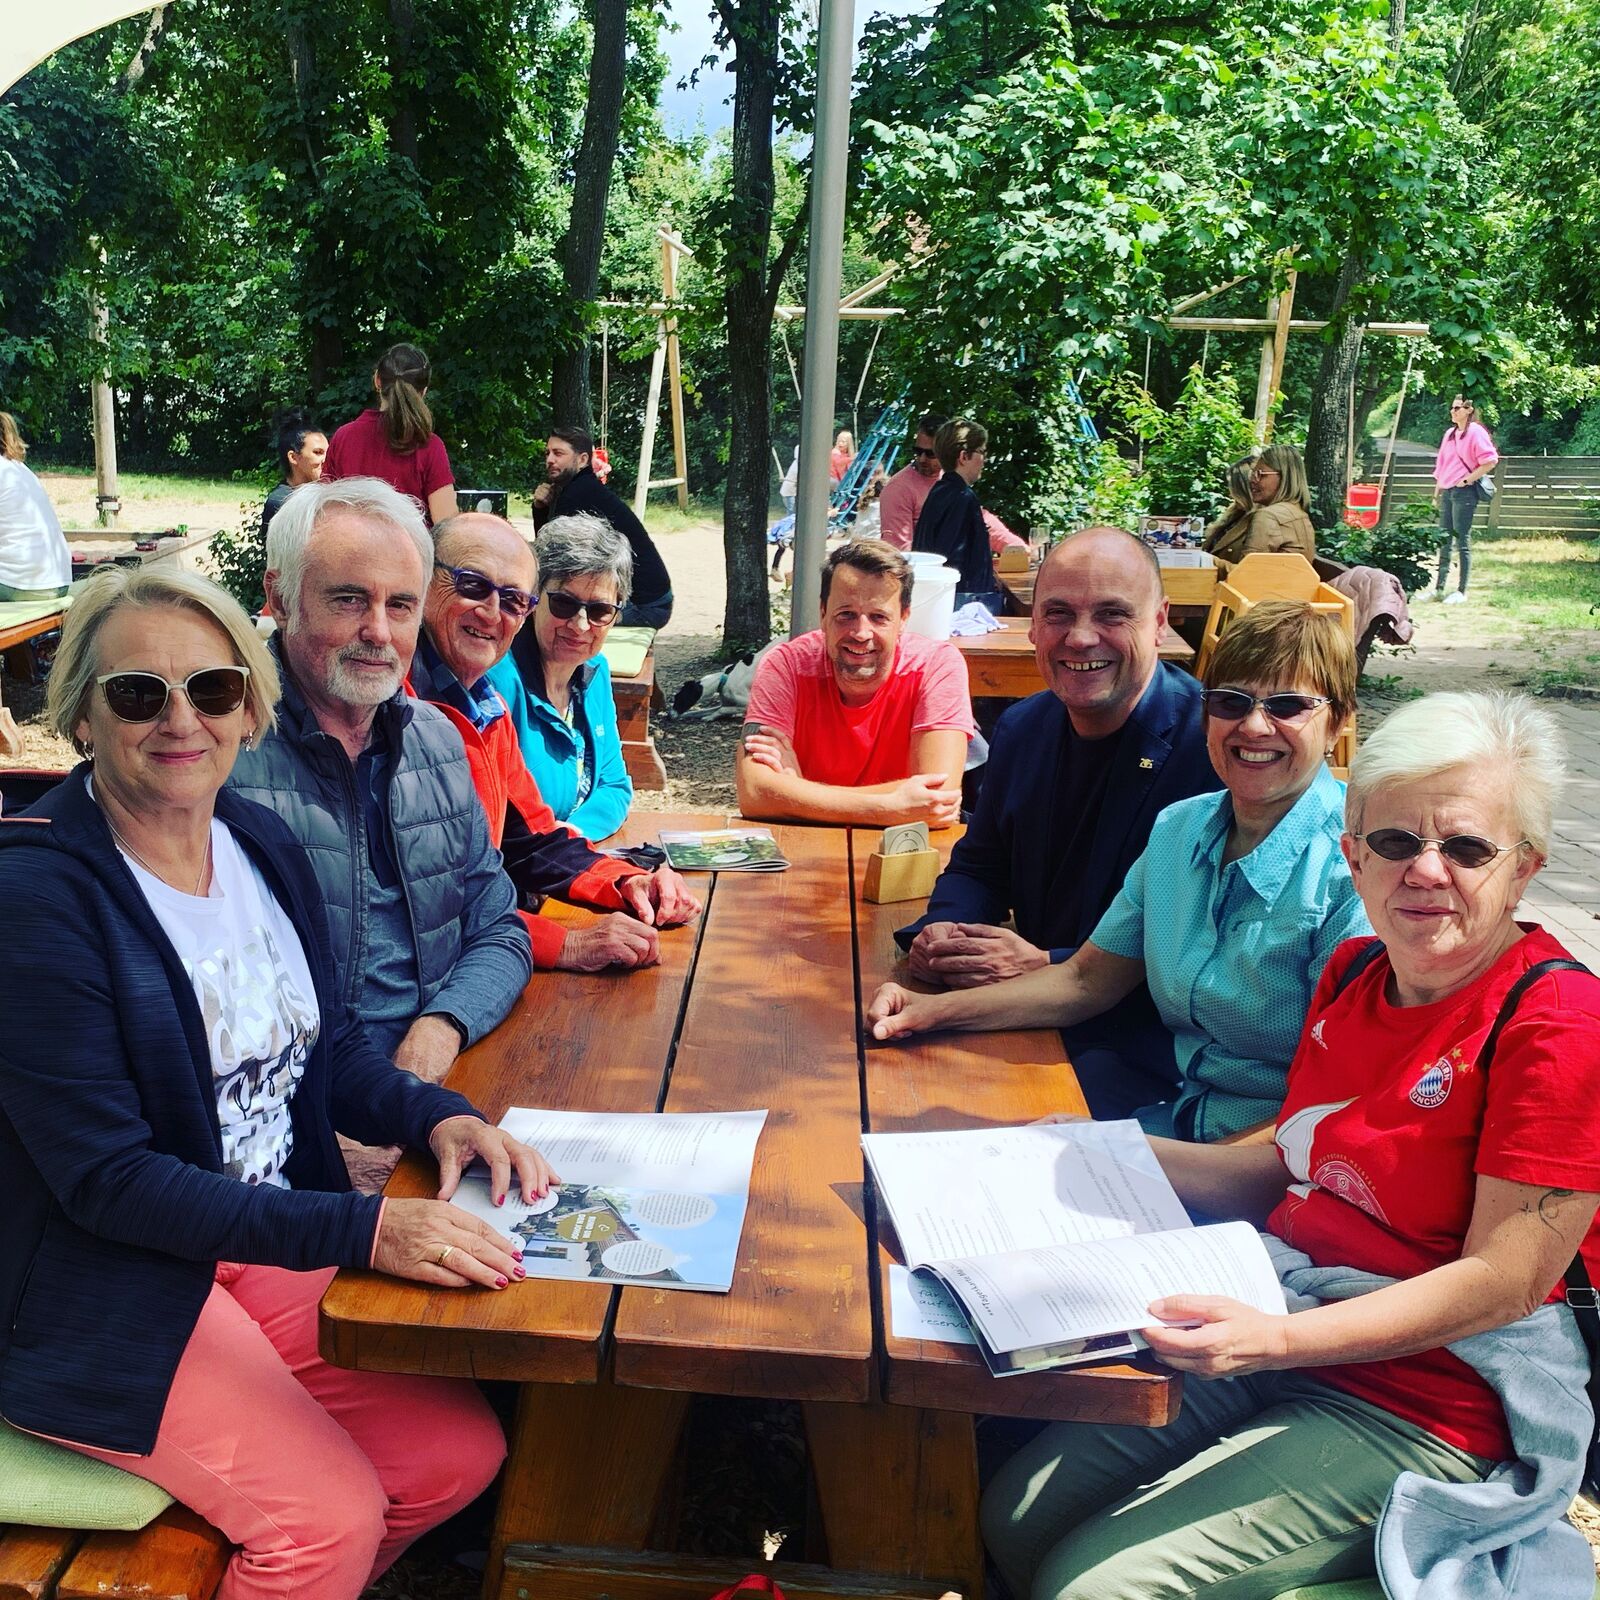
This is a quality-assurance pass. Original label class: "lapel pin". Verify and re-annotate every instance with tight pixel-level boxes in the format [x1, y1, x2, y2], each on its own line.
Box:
[1138, 756, 1154, 770]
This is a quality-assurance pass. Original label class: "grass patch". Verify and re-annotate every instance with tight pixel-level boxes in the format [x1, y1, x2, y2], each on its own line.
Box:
[35, 467, 260, 533]
[1475, 534, 1600, 631]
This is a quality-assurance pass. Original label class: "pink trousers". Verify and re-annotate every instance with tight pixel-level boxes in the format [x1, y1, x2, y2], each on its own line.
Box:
[65, 1262, 505, 1600]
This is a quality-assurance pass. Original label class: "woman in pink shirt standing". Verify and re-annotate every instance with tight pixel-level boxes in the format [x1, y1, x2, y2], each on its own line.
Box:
[1430, 394, 1498, 604]
[324, 343, 457, 527]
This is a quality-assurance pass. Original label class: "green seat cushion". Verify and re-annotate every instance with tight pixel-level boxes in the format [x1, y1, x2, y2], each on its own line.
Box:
[601, 626, 656, 680]
[0, 1422, 173, 1531]
[0, 593, 73, 633]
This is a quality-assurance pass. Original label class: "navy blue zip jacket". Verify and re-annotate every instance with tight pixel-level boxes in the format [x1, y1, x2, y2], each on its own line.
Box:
[0, 769, 480, 1454]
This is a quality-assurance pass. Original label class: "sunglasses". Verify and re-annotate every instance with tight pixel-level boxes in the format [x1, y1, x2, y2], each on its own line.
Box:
[96, 666, 250, 723]
[544, 590, 620, 626]
[1203, 689, 1330, 725]
[912, 446, 939, 459]
[1353, 829, 1530, 869]
[434, 563, 533, 619]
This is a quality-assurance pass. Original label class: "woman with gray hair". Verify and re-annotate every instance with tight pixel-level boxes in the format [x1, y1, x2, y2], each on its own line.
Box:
[487, 510, 636, 840]
[981, 690, 1600, 1600]
[0, 563, 557, 1598]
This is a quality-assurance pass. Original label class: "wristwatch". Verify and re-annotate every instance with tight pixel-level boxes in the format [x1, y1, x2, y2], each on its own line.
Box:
[429, 1012, 470, 1049]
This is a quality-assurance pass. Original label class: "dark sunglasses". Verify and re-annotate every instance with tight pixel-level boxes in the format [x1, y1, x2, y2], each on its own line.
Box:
[433, 562, 533, 619]
[1353, 828, 1530, 870]
[96, 666, 250, 723]
[912, 446, 939, 459]
[1203, 688, 1330, 725]
[544, 590, 620, 626]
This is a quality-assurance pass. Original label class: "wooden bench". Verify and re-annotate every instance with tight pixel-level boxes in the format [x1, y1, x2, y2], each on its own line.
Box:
[610, 646, 668, 791]
[0, 1506, 228, 1600]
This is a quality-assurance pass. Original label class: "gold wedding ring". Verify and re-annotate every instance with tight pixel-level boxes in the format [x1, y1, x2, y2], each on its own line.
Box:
[436, 1244, 455, 1267]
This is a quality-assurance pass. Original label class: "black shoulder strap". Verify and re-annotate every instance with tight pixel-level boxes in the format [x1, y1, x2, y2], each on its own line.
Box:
[1327, 937, 1387, 1004]
[1478, 958, 1591, 1075]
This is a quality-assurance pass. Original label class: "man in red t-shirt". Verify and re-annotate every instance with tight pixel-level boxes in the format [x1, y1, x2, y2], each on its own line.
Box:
[736, 540, 975, 827]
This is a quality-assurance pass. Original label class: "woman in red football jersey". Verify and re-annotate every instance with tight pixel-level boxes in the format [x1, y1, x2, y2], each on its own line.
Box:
[982, 689, 1600, 1600]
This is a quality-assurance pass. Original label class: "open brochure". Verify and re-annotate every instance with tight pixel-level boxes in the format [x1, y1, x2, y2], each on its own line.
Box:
[448, 1107, 767, 1293]
[659, 828, 790, 873]
[862, 1120, 1286, 1376]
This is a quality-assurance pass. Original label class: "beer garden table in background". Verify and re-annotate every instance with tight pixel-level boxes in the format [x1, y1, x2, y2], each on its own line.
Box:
[321, 815, 1177, 1600]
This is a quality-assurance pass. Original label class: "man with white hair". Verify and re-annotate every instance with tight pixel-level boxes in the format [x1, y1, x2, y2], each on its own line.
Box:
[229, 479, 532, 1144]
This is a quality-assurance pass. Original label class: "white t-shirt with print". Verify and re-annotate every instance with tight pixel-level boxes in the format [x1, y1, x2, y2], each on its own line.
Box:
[119, 821, 321, 1187]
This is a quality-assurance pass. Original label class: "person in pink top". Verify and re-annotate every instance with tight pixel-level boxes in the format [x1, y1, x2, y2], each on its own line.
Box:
[878, 411, 1026, 555]
[324, 344, 457, 527]
[1430, 394, 1498, 604]
[736, 540, 975, 828]
[829, 429, 856, 482]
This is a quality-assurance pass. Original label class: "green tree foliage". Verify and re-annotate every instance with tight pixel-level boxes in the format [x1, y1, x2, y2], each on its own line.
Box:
[858, 0, 1498, 530]
[0, 1, 671, 486]
[1114, 366, 1258, 519]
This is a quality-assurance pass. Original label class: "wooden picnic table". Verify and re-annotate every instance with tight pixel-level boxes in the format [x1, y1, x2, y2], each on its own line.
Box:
[320, 813, 1177, 1600]
[956, 616, 1194, 699]
[855, 832, 1180, 1429]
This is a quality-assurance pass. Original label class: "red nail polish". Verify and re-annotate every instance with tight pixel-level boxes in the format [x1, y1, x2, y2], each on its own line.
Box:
[512, 1266, 526, 1279]
[495, 1193, 505, 1207]
[495, 1275, 508, 1288]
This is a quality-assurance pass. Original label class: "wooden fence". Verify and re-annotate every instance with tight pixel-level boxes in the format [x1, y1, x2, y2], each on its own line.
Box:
[1371, 454, 1600, 535]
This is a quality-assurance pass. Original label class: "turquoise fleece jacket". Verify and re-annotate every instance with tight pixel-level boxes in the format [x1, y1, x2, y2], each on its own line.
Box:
[485, 651, 633, 842]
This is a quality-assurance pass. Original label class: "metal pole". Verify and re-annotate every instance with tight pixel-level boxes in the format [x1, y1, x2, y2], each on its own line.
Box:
[789, 0, 854, 639]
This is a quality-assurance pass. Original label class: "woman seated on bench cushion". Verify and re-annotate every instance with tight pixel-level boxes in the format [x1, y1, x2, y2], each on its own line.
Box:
[980, 691, 1600, 1600]
[0, 565, 556, 1600]
[486, 511, 635, 841]
[869, 600, 1370, 1140]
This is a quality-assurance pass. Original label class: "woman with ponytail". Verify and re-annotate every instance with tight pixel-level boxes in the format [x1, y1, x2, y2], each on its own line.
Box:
[324, 344, 457, 526]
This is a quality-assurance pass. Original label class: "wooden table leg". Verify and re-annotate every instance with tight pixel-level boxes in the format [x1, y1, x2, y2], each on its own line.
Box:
[802, 1399, 984, 1599]
[486, 1379, 690, 1600]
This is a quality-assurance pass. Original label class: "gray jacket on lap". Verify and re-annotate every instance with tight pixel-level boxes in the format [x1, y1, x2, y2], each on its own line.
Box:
[228, 659, 532, 1046]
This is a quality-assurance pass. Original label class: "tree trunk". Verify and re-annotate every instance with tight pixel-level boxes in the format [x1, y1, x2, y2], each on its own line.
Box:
[1303, 0, 1406, 530]
[386, 0, 420, 170]
[1304, 250, 1364, 531]
[284, 16, 341, 394]
[552, 0, 630, 431]
[117, 5, 167, 94]
[719, 0, 783, 653]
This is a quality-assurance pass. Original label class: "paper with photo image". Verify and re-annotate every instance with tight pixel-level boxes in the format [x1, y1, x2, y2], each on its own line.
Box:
[448, 1107, 768, 1293]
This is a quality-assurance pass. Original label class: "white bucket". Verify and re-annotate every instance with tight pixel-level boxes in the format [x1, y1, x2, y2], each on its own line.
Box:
[906, 558, 959, 639]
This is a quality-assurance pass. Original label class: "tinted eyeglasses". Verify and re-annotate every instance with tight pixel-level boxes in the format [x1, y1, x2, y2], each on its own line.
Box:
[433, 562, 533, 619]
[912, 446, 939, 459]
[544, 590, 621, 627]
[96, 666, 251, 723]
[1353, 829, 1530, 870]
[1202, 689, 1330, 725]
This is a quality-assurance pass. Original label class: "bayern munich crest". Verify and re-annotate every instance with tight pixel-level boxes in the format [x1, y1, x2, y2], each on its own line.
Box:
[1410, 1058, 1454, 1109]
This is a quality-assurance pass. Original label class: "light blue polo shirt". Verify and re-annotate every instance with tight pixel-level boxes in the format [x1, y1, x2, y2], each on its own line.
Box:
[1089, 763, 1371, 1141]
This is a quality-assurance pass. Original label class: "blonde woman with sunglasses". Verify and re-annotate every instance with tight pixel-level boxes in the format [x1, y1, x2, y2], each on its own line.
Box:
[0, 563, 558, 1600]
